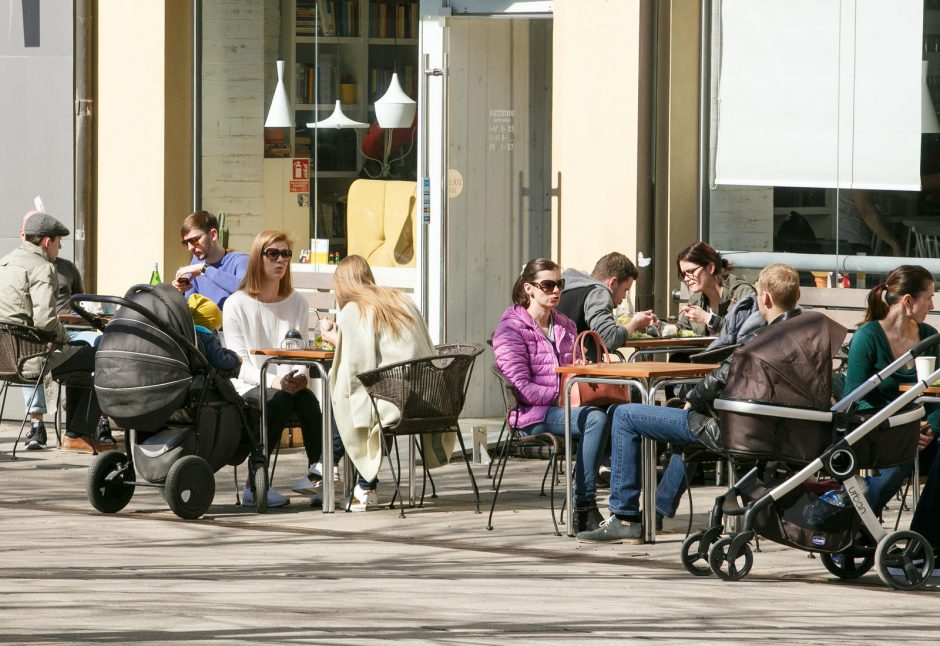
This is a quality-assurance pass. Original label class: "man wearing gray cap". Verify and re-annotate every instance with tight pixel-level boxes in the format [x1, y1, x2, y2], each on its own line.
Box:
[0, 212, 106, 452]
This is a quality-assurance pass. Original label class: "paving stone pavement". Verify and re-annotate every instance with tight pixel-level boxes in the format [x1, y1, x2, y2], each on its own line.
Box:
[2, 421, 940, 645]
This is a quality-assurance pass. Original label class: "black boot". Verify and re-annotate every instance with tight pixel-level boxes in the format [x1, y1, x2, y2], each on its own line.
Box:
[574, 502, 604, 533]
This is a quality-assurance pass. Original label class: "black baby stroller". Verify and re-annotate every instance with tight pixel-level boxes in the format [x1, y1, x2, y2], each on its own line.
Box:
[71, 284, 268, 519]
[679, 310, 937, 590]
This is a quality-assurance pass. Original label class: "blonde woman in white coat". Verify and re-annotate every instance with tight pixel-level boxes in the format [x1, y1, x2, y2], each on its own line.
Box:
[324, 255, 454, 510]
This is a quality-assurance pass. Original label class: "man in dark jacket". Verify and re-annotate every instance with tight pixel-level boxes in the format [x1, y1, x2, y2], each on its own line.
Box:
[577, 263, 802, 543]
[557, 252, 657, 356]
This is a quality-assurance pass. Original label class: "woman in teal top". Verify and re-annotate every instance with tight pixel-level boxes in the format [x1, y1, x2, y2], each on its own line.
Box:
[845, 265, 939, 515]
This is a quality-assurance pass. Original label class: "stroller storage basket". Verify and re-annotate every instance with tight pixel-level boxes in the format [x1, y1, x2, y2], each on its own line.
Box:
[742, 475, 858, 554]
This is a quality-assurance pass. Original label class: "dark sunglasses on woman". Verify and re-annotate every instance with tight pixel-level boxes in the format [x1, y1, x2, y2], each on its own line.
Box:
[528, 279, 565, 293]
[262, 248, 293, 261]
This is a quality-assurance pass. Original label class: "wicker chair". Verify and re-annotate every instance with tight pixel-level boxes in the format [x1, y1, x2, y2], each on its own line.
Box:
[356, 344, 484, 518]
[0, 322, 58, 458]
[486, 364, 565, 535]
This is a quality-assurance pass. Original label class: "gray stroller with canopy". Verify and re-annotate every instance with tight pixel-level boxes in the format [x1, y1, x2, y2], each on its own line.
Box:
[72, 284, 267, 519]
[679, 310, 937, 590]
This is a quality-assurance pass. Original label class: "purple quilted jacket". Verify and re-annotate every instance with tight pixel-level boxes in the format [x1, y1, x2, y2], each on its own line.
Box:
[492, 304, 576, 428]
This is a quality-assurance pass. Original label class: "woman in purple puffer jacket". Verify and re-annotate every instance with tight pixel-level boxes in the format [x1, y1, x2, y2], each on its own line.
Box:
[492, 258, 609, 532]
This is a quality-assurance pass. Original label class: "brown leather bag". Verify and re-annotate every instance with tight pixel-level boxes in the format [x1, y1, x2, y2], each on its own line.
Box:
[557, 330, 631, 407]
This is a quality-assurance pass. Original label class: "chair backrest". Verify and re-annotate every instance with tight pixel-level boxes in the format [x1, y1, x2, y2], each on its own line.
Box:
[435, 342, 485, 402]
[356, 351, 480, 435]
[490, 364, 520, 428]
[0, 322, 55, 382]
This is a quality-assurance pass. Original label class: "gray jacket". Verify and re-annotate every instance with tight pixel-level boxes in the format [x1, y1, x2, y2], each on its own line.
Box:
[0, 241, 67, 343]
[558, 268, 627, 351]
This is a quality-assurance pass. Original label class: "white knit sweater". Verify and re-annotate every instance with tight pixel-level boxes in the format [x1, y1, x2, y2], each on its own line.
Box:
[222, 290, 310, 395]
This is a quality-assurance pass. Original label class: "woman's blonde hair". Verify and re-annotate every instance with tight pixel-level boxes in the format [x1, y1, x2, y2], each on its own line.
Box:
[333, 254, 417, 337]
[240, 230, 293, 298]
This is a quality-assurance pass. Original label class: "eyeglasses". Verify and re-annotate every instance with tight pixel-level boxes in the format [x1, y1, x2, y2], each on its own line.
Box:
[680, 265, 704, 280]
[528, 279, 565, 293]
[262, 248, 293, 261]
[181, 231, 206, 247]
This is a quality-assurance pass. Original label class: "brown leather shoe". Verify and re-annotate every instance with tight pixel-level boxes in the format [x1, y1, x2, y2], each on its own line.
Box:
[61, 435, 99, 453]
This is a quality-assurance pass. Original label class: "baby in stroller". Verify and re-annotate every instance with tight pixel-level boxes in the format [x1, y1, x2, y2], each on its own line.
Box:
[78, 284, 268, 520]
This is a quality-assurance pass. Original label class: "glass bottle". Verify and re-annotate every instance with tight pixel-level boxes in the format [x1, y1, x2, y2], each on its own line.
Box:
[149, 262, 161, 285]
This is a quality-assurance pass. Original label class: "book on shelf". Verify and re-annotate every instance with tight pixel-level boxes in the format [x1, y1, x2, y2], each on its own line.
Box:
[369, 1, 417, 39]
[296, 0, 319, 36]
[315, 0, 359, 37]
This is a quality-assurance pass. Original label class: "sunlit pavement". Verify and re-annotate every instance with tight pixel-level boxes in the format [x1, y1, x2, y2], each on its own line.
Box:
[2, 420, 939, 645]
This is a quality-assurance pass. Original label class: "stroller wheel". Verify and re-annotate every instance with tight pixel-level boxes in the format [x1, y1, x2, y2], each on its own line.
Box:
[709, 536, 754, 581]
[87, 450, 135, 514]
[874, 530, 935, 591]
[681, 530, 717, 576]
[253, 462, 269, 515]
[821, 547, 874, 580]
[165, 455, 215, 520]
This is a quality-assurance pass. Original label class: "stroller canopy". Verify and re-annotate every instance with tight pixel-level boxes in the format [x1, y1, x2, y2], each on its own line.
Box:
[95, 284, 198, 432]
[722, 310, 847, 410]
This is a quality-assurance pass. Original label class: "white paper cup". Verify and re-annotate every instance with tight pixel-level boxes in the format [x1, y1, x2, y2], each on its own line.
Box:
[915, 356, 936, 383]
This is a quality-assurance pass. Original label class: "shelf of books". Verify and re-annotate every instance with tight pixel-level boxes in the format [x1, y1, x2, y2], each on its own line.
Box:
[276, 0, 419, 261]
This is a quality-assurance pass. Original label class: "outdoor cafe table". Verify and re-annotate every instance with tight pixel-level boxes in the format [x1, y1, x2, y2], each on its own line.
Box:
[250, 348, 337, 512]
[619, 336, 716, 362]
[557, 361, 718, 542]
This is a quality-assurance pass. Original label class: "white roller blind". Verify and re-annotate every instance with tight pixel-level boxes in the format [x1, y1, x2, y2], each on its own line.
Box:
[714, 0, 923, 190]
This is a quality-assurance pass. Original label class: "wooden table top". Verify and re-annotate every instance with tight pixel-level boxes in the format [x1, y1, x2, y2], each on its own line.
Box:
[899, 384, 940, 394]
[58, 313, 110, 326]
[250, 348, 335, 360]
[556, 361, 718, 378]
[619, 336, 716, 350]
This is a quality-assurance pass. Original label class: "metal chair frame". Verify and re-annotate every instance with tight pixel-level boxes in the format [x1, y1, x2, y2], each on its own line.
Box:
[486, 364, 564, 535]
[0, 322, 59, 458]
[356, 343, 484, 518]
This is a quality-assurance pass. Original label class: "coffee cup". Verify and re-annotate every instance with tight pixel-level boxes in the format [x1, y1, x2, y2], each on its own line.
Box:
[915, 356, 937, 384]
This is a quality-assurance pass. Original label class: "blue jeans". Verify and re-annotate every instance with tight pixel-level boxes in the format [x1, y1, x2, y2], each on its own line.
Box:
[21, 330, 101, 415]
[608, 404, 698, 520]
[864, 461, 913, 516]
[520, 405, 608, 506]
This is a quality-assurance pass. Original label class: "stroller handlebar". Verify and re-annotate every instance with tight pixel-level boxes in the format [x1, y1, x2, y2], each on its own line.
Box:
[69, 288, 211, 372]
[909, 332, 940, 359]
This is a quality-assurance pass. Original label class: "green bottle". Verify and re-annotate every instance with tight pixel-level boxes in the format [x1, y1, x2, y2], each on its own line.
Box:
[149, 262, 161, 285]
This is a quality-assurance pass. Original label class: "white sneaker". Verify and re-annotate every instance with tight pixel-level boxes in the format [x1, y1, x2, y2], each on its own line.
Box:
[241, 486, 290, 508]
[310, 462, 341, 483]
[289, 471, 323, 496]
[349, 484, 380, 512]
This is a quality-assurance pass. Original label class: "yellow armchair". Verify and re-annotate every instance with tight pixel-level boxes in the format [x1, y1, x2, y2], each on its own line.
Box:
[345, 179, 417, 268]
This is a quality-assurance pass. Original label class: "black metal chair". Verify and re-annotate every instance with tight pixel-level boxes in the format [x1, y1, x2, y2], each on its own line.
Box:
[0, 322, 58, 458]
[486, 364, 565, 535]
[356, 344, 484, 518]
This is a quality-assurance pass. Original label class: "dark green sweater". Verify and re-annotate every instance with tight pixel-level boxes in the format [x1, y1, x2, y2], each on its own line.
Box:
[845, 320, 940, 430]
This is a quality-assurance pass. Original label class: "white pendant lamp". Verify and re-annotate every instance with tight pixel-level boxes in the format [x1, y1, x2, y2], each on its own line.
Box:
[307, 100, 370, 129]
[374, 72, 416, 129]
[265, 60, 294, 128]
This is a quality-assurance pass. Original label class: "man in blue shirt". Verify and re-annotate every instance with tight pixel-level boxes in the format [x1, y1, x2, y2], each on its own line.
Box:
[172, 211, 248, 309]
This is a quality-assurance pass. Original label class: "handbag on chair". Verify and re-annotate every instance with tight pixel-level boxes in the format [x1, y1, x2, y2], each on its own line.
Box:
[557, 330, 631, 408]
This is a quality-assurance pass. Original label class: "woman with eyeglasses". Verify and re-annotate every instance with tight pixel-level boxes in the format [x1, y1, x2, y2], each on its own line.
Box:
[222, 230, 322, 508]
[676, 241, 755, 337]
[492, 258, 609, 532]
